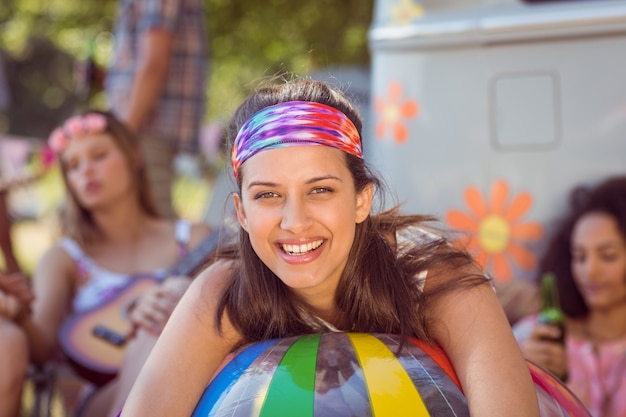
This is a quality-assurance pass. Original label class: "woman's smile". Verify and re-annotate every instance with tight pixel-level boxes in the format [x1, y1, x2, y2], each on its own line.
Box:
[280, 239, 325, 255]
[277, 239, 326, 264]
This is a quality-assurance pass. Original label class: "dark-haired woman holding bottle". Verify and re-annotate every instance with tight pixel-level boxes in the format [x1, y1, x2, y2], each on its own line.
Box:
[514, 176, 626, 417]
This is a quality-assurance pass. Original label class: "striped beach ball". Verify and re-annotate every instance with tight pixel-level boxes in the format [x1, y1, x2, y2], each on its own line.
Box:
[191, 332, 590, 417]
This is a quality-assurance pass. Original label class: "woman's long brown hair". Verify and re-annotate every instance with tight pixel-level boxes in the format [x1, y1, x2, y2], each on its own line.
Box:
[215, 78, 487, 348]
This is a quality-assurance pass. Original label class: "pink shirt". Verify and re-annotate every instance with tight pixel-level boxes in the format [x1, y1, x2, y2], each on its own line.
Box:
[514, 315, 626, 417]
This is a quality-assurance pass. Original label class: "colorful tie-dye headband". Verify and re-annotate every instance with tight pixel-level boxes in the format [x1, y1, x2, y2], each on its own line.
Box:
[48, 113, 108, 153]
[231, 101, 362, 180]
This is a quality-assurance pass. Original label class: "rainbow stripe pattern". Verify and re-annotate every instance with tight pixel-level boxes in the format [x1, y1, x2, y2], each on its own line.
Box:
[191, 332, 592, 417]
[192, 333, 467, 417]
[231, 101, 362, 181]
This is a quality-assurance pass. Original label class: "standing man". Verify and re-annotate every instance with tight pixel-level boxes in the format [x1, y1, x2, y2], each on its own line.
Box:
[106, 0, 209, 218]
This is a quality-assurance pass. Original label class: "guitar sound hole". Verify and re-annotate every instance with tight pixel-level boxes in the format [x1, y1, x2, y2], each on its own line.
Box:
[93, 325, 127, 347]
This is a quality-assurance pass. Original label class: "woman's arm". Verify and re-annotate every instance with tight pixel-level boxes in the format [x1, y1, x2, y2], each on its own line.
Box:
[0, 271, 34, 305]
[120, 260, 240, 417]
[430, 277, 540, 417]
[0, 289, 26, 320]
[0, 270, 32, 321]
[20, 245, 76, 365]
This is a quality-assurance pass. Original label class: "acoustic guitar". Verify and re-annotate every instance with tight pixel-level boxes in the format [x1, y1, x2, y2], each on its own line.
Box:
[59, 228, 227, 386]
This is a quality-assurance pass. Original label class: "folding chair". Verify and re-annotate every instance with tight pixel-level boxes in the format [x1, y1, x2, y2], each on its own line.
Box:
[27, 364, 55, 417]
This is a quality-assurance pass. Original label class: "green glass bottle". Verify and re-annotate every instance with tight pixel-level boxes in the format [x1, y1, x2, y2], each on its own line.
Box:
[537, 272, 565, 345]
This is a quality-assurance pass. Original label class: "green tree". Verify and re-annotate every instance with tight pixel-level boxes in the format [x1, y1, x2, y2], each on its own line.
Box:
[0, 0, 373, 128]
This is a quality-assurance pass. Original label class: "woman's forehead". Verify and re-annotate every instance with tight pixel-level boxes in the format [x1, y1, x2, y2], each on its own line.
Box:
[62, 132, 115, 157]
[240, 146, 349, 182]
[573, 212, 624, 246]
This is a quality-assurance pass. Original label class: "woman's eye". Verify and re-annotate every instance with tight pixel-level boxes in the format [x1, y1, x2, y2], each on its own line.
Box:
[600, 252, 618, 262]
[255, 191, 279, 200]
[64, 160, 79, 171]
[93, 151, 107, 160]
[311, 187, 333, 195]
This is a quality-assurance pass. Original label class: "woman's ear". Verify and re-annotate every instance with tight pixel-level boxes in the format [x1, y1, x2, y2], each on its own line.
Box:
[233, 193, 248, 230]
[355, 183, 374, 224]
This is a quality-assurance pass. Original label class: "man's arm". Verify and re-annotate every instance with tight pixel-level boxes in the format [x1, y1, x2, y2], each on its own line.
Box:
[0, 191, 20, 274]
[124, 28, 174, 133]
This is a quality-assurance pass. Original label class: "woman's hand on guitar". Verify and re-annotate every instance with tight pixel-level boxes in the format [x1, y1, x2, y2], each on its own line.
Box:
[160, 276, 192, 301]
[128, 276, 192, 336]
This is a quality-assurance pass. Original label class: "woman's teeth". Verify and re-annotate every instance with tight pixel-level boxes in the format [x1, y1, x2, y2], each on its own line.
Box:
[282, 240, 323, 255]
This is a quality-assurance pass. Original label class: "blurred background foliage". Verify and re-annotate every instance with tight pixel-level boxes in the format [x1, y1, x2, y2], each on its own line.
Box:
[0, 0, 374, 273]
[0, 0, 374, 138]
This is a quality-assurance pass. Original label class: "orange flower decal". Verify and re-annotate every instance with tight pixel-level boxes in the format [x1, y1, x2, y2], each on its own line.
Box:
[446, 180, 544, 281]
[374, 82, 419, 143]
[390, 0, 425, 26]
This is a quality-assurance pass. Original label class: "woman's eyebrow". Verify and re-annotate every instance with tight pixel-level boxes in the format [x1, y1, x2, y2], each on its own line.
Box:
[596, 241, 624, 251]
[246, 181, 278, 190]
[306, 175, 342, 184]
[246, 175, 343, 190]
[573, 240, 622, 251]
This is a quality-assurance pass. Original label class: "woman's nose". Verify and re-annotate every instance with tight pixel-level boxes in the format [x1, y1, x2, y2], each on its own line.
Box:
[582, 256, 601, 279]
[79, 161, 93, 175]
[280, 197, 312, 234]
[74, 159, 96, 178]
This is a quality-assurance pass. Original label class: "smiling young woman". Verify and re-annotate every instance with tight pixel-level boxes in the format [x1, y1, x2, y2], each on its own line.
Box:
[119, 78, 540, 417]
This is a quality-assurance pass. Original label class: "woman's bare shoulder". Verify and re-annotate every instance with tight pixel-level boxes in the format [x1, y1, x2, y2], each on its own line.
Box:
[31, 243, 80, 292]
[182, 259, 240, 341]
[35, 243, 77, 275]
[195, 259, 236, 288]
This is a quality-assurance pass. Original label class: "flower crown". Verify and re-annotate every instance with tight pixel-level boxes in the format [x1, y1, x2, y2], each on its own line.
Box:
[48, 113, 108, 153]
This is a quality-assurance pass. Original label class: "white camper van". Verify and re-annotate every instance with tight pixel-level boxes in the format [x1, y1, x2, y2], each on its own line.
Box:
[367, 0, 626, 282]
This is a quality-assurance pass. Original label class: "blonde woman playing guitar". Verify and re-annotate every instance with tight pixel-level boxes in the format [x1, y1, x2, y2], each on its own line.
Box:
[0, 111, 217, 417]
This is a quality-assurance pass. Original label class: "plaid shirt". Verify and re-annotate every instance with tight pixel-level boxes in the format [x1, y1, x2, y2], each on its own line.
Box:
[106, 0, 208, 152]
